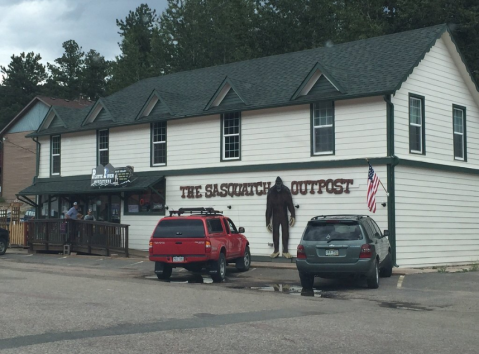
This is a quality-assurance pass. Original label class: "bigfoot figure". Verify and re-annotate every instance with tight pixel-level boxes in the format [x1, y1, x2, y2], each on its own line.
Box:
[266, 177, 296, 258]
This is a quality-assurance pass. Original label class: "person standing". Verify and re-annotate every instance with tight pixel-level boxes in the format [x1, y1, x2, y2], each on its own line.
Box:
[84, 209, 96, 221]
[65, 202, 79, 219]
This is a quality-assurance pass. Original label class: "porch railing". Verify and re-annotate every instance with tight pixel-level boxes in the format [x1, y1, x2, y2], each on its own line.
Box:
[26, 219, 129, 257]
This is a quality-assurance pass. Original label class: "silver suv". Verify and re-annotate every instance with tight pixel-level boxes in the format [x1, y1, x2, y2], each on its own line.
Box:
[296, 215, 393, 289]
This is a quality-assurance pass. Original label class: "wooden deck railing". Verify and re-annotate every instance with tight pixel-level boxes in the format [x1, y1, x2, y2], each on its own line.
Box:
[26, 219, 129, 257]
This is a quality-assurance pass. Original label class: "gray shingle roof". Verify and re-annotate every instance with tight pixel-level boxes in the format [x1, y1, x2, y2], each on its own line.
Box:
[30, 24, 452, 137]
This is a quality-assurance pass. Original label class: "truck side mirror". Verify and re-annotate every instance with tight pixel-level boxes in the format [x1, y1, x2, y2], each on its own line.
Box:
[238, 227, 245, 233]
[383, 230, 389, 237]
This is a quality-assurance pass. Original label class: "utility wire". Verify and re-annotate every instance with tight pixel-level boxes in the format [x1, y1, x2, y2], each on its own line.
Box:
[3, 140, 36, 154]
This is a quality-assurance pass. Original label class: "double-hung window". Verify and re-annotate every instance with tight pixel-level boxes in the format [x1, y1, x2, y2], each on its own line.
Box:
[151, 122, 167, 166]
[453, 105, 466, 161]
[221, 112, 241, 161]
[312, 101, 334, 155]
[409, 94, 425, 154]
[97, 129, 109, 165]
[51, 135, 61, 175]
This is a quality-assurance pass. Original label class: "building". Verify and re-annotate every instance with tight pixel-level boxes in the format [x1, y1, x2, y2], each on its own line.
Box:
[0, 96, 91, 203]
[19, 24, 479, 267]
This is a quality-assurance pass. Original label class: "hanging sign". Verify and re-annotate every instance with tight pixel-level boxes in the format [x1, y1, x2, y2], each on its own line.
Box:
[91, 164, 134, 187]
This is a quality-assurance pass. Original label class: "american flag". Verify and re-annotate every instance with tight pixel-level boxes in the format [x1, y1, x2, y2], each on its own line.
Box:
[367, 163, 380, 213]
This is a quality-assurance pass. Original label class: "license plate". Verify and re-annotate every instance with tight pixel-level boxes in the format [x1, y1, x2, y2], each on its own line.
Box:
[173, 256, 184, 262]
[325, 249, 339, 256]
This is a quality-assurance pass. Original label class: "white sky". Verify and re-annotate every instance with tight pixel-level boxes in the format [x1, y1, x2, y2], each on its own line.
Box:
[0, 0, 168, 78]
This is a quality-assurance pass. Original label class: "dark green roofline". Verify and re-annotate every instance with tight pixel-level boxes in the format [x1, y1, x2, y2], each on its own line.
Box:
[27, 90, 394, 138]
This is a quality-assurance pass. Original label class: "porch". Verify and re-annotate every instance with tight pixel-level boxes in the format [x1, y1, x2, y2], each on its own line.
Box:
[26, 219, 130, 257]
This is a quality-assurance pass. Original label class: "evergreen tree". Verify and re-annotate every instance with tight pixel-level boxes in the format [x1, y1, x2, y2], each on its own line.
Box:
[47, 40, 85, 100]
[82, 50, 109, 100]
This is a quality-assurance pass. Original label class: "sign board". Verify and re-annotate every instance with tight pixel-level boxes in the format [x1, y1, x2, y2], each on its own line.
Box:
[91, 164, 134, 188]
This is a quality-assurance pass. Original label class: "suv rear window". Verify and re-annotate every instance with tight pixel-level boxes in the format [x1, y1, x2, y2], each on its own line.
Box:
[153, 219, 206, 238]
[303, 220, 362, 242]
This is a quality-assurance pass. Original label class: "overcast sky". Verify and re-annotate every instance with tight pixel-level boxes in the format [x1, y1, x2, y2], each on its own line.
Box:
[0, 0, 168, 74]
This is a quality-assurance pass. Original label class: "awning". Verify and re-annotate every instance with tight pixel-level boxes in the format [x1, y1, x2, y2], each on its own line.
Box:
[18, 174, 164, 196]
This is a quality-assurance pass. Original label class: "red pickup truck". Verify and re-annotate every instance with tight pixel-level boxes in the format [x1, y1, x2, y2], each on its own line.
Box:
[149, 208, 250, 282]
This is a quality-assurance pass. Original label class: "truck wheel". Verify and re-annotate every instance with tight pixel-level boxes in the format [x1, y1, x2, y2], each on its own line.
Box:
[236, 246, 251, 271]
[155, 263, 172, 280]
[0, 238, 7, 256]
[299, 271, 314, 289]
[211, 253, 226, 283]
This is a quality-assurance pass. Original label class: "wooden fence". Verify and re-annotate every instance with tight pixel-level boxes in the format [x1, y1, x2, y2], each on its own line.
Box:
[26, 219, 129, 257]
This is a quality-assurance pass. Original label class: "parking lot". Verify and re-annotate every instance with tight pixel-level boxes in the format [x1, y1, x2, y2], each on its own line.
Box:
[1, 248, 479, 353]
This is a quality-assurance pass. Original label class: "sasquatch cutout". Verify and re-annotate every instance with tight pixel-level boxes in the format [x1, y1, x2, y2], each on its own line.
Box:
[265, 177, 296, 258]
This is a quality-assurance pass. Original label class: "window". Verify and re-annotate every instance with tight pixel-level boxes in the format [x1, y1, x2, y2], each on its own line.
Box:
[125, 180, 166, 215]
[97, 129, 109, 165]
[207, 219, 224, 234]
[226, 218, 238, 234]
[453, 105, 466, 161]
[312, 101, 334, 155]
[151, 122, 166, 166]
[51, 135, 61, 175]
[409, 94, 425, 154]
[221, 112, 241, 160]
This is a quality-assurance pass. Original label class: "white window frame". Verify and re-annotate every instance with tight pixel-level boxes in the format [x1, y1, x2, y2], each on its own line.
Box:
[97, 129, 109, 166]
[409, 96, 423, 154]
[51, 135, 61, 176]
[222, 112, 241, 161]
[453, 106, 465, 161]
[312, 102, 334, 155]
[152, 122, 166, 166]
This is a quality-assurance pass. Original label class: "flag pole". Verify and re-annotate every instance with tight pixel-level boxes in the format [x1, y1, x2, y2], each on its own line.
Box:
[366, 158, 389, 197]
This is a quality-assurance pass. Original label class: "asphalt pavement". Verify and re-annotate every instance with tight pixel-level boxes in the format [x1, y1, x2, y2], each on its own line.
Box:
[1, 248, 479, 353]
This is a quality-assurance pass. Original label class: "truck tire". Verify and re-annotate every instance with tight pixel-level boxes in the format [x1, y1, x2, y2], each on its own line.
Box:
[367, 260, 379, 289]
[155, 262, 172, 280]
[299, 271, 314, 289]
[236, 246, 251, 271]
[210, 252, 226, 283]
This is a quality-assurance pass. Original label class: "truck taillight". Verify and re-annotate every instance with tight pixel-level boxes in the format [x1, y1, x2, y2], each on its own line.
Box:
[205, 240, 211, 253]
[149, 241, 153, 248]
[297, 245, 306, 259]
[360, 244, 372, 258]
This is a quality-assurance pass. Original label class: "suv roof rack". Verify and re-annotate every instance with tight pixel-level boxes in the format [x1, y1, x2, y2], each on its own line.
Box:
[169, 207, 223, 217]
[310, 215, 369, 221]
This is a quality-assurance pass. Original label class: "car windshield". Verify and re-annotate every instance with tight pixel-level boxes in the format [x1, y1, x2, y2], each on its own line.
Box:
[303, 220, 362, 242]
[153, 219, 205, 238]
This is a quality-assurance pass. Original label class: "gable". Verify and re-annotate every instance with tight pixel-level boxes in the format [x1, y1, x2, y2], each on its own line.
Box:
[49, 115, 65, 129]
[308, 75, 341, 96]
[219, 88, 245, 107]
[95, 108, 113, 122]
[136, 91, 174, 120]
[83, 100, 114, 125]
[38, 108, 66, 131]
[7, 101, 50, 134]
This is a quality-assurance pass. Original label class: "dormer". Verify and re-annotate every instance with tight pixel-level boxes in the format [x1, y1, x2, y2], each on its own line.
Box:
[136, 90, 174, 120]
[82, 99, 114, 125]
[205, 77, 248, 110]
[291, 62, 345, 100]
[37, 107, 66, 131]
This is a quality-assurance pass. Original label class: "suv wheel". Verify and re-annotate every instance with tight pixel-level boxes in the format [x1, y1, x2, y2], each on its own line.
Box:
[211, 252, 226, 283]
[156, 263, 172, 280]
[367, 260, 379, 289]
[380, 253, 393, 278]
[0, 238, 7, 256]
[299, 271, 315, 289]
[236, 246, 251, 271]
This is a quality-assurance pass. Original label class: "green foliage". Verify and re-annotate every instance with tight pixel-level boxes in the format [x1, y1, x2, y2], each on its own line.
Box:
[47, 40, 85, 99]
